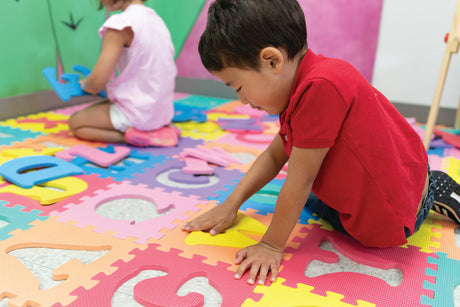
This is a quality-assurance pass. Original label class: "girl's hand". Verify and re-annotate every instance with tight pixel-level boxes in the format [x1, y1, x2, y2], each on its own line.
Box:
[234, 241, 283, 285]
[182, 204, 238, 235]
[79, 78, 87, 92]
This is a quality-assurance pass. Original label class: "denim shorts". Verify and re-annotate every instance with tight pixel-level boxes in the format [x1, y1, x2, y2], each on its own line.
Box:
[305, 167, 435, 239]
[405, 168, 435, 238]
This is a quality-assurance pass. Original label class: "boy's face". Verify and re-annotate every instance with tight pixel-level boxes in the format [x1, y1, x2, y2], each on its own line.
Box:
[212, 60, 292, 115]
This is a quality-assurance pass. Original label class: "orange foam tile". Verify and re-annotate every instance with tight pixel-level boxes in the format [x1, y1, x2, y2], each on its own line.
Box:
[0, 216, 147, 306]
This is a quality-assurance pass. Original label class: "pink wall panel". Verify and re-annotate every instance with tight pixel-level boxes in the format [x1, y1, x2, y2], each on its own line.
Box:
[176, 0, 383, 82]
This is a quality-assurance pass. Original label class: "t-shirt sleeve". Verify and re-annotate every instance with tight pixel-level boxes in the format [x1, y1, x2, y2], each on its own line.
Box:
[98, 14, 132, 38]
[291, 78, 349, 148]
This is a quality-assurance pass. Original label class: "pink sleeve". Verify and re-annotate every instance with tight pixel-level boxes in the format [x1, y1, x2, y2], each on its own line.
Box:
[98, 14, 132, 38]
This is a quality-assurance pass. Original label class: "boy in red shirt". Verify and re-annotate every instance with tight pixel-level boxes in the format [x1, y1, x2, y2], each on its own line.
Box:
[182, 0, 460, 285]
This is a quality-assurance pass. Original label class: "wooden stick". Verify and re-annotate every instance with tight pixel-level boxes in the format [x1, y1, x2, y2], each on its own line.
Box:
[423, 0, 460, 149]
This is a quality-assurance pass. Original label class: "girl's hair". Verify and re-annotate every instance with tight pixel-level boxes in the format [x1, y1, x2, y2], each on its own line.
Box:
[199, 0, 307, 72]
[98, 0, 147, 10]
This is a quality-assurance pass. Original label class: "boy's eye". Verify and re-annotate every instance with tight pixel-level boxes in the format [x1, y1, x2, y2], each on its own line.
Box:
[236, 87, 242, 93]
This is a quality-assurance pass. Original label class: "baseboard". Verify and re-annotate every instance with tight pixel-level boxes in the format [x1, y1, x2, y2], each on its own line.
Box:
[175, 76, 238, 100]
[391, 102, 456, 126]
[0, 90, 104, 121]
[0, 79, 456, 127]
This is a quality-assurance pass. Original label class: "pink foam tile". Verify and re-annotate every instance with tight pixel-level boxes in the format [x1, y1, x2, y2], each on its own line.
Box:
[216, 133, 274, 151]
[428, 154, 444, 171]
[281, 224, 436, 307]
[0, 174, 115, 215]
[55, 144, 130, 167]
[434, 128, 460, 148]
[444, 147, 460, 160]
[60, 244, 263, 307]
[51, 181, 205, 243]
[183, 157, 214, 175]
[0, 193, 42, 214]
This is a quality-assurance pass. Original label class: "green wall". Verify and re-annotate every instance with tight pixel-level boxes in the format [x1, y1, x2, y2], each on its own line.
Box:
[0, 0, 205, 99]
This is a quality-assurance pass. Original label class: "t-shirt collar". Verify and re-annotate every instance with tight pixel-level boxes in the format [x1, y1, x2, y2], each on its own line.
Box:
[280, 48, 316, 119]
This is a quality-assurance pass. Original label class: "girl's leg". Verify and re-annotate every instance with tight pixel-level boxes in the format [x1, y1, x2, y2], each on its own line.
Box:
[305, 193, 349, 235]
[68, 100, 126, 143]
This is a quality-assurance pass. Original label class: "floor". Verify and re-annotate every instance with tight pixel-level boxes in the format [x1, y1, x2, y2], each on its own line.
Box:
[0, 93, 459, 307]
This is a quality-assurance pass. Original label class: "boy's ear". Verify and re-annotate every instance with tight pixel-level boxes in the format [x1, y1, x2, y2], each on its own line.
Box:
[260, 47, 284, 74]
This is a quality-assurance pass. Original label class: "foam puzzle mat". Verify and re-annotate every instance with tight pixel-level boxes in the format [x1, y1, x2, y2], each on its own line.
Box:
[0, 93, 459, 307]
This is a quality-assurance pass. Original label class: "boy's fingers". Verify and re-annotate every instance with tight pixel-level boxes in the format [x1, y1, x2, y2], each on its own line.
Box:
[235, 260, 250, 282]
[270, 263, 279, 282]
[183, 219, 226, 235]
[235, 249, 247, 265]
[182, 220, 208, 232]
[257, 264, 269, 285]
[210, 222, 227, 235]
[247, 263, 261, 285]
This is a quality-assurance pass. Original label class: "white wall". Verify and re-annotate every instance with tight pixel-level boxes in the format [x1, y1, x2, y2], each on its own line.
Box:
[373, 0, 460, 109]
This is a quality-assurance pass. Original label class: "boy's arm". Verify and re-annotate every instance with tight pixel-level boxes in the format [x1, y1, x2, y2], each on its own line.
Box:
[83, 28, 132, 95]
[182, 134, 288, 234]
[234, 145, 329, 285]
[262, 145, 329, 249]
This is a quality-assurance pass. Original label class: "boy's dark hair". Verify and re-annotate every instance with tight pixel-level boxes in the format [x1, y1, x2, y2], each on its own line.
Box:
[199, 0, 307, 72]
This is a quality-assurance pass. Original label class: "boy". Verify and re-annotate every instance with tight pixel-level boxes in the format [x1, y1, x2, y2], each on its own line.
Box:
[182, 0, 460, 286]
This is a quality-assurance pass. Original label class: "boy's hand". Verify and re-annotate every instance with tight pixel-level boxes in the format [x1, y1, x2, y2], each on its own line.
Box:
[234, 241, 282, 285]
[182, 204, 238, 235]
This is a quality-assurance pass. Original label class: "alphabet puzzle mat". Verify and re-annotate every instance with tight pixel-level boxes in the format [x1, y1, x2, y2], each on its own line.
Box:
[0, 93, 459, 307]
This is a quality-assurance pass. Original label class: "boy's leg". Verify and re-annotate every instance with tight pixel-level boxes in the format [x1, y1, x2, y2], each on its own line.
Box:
[431, 170, 460, 224]
[305, 193, 349, 235]
[408, 169, 435, 237]
[68, 100, 126, 143]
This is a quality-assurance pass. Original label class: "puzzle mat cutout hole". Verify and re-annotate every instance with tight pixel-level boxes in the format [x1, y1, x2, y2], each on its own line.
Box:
[304, 241, 403, 287]
[4, 243, 459, 307]
[95, 198, 172, 223]
[113, 273, 222, 307]
[1, 251, 223, 307]
[4, 247, 223, 307]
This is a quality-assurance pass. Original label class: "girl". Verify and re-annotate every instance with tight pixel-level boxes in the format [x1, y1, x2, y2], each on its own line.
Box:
[68, 0, 179, 147]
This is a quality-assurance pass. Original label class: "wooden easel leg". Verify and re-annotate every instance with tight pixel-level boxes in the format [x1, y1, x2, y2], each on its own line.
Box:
[423, 0, 460, 149]
[423, 51, 453, 149]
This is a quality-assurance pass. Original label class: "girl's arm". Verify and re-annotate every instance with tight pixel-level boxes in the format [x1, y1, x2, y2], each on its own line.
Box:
[183, 134, 289, 234]
[82, 27, 133, 95]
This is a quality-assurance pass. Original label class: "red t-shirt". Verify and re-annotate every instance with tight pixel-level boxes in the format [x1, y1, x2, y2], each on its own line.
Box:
[279, 49, 428, 247]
